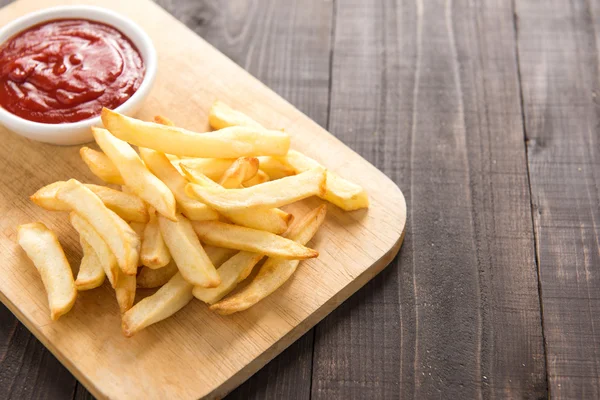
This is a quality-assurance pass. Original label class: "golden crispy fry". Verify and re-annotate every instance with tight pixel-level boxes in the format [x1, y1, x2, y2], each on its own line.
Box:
[75, 237, 105, 291]
[243, 170, 270, 187]
[181, 165, 291, 234]
[257, 156, 295, 180]
[137, 262, 178, 289]
[177, 158, 235, 181]
[70, 212, 119, 287]
[79, 147, 124, 185]
[154, 115, 175, 126]
[17, 222, 77, 320]
[192, 220, 317, 259]
[186, 167, 326, 212]
[101, 108, 290, 158]
[93, 127, 177, 220]
[122, 272, 193, 337]
[218, 157, 259, 188]
[281, 150, 369, 211]
[31, 182, 149, 223]
[115, 270, 136, 313]
[158, 213, 220, 287]
[141, 209, 171, 269]
[211, 205, 326, 314]
[208, 100, 264, 130]
[139, 148, 219, 221]
[57, 180, 140, 275]
[193, 251, 263, 304]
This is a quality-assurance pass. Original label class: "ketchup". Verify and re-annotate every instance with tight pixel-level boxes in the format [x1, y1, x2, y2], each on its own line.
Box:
[0, 19, 145, 124]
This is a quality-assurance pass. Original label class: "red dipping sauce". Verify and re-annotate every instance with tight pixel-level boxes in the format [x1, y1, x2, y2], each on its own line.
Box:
[0, 19, 145, 124]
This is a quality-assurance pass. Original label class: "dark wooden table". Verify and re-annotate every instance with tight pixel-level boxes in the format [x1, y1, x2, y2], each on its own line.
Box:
[1, 0, 599, 398]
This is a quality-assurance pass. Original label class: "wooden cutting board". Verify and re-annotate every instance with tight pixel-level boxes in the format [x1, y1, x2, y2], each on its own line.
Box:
[0, 0, 406, 398]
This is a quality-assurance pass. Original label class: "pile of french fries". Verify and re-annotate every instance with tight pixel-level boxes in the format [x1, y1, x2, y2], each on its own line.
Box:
[17, 101, 369, 337]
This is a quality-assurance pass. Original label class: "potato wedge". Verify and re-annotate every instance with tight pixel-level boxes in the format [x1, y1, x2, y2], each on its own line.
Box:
[115, 270, 136, 313]
[101, 108, 290, 158]
[243, 170, 270, 187]
[218, 157, 259, 188]
[257, 156, 295, 180]
[181, 165, 291, 234]
[192, 220, 318, 260]
[70, 212, 119, 287]
[208, 100, 264, 130]
[93, 127, 177, 220]
[122, 272, 193, 337]
[57, 179, 140, 275]
[177, 158, 235, 181]
[79, 147, 124, 185]
[141, 209, 171, 269]
[139, 148, 219, 221]
[17, 222, 77, 320]
[31, 182, 148, 223]
[158, 213, 220, 287]
[186, 167, 326, 212]
[75, 237, 105, 291]
[193, 251, 263, 304]
[281, 150, 369, 211]
[211, 205, 326, 314]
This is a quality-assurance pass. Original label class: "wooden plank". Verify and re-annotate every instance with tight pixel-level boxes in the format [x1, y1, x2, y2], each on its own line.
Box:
[0, 0, 405, 399]
[516, 0, 600, 397]
[311, 0, 547, 398]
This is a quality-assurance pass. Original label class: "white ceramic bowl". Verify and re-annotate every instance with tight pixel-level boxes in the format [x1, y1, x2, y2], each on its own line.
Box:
[0, 6, 157, 145]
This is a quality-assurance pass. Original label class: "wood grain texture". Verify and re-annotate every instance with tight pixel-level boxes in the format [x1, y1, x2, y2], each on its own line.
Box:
[310, 0, 547, 398]
[516, 0, 600, 398]
[0, 0, 405, 399]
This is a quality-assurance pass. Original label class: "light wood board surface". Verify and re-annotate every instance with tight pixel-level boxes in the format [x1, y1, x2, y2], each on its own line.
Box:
[0, 0, 406, 398]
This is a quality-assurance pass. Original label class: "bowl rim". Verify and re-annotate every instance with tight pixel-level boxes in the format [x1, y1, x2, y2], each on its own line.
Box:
[0, 5, 157, 135]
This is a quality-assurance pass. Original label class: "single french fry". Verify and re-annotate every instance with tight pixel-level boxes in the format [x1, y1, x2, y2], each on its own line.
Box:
[57, 180, 140, 275]
[192, 220, 318, 259]
[80, 147, 124, 185]
[218, 157, 259, 188]
[122, 272, 194, 337]
[75, 237, 105, 291]
[115, 270, 136, 313]
[17, 222, 77, 320]
[193, 251, 263, 304]
[186, 167, 326, 212]
[31, 182, 149, 223]
[281, 150, 369, 211]
[208, 100, 264, 130]
[93, 127, 177, 220]
[257, 156, 295, 180]
[181, 165, 292, 234]
[177, 158, 235, 181]
[129, 221, 146, 267]
[243, 170, 270, 187]
[101, 108, 290, 158]
[139, 148, 219, 221]
[211, 205, 326, 314]
[141, 209, 171, 269]
[154, 115, 175, 126]
[158, 213, 220, 287]
[70, 212, 119, 287]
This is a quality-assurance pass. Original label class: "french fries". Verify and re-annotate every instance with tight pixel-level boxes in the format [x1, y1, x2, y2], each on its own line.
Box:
[243, 170, 270, 187]
[115, 270, 136, 313]
[70, 212, 119, 287]
[93, 127, 177, 220]
[139, 148, 219, 221]
[186, 167, 326, 212]
[256, 156, 295, 180]
[141, 209, 171, 269]
[177, 158, 235, 181]
[209, 100, 264, 130]
[31, 182, 149, 223]
[122, 273, 194, 337]
[17, 223, 77, 320]
[211, 205, 327, 315]
[158, 213, 220, 287]
[181, 165, 292, 234]
[102, 108, 290, 158]
[192, 221, 318, 260]
[218, 157, 259, 188]
[75, 237, 105, 291]
[79, 147, 124, 185]
[57, 180, 140, 275]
